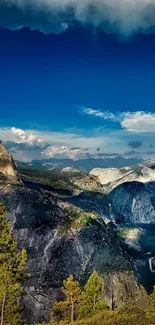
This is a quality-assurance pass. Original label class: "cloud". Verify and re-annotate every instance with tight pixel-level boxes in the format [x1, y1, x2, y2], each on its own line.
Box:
[82, 108, 155, 133]
[10, 127, 43, 147]
[121, 111, 155, 133]
[1, 0, 155, 35]
[42, 145, 86, 160]
[124, 150, 138, 156]
[0, 126, 113, 161]
[128, 141, 143, 149]
[1, 124, 155, 162]
[82, 108, 118, 121]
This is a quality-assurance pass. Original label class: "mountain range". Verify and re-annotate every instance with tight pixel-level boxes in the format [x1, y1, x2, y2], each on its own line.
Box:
[16, 156, 143, 173]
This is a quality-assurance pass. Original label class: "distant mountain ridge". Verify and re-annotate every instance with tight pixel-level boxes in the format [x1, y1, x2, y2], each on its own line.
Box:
[16, 156, 143, 173]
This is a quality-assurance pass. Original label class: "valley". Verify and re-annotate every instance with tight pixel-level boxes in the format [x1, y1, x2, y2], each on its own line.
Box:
[0, 142, 155, 323]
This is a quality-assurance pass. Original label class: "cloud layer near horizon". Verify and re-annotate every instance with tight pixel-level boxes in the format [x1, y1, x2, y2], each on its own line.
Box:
[1, 123, 155, 162]
[0, 127, 111, 161]
[2, 0, 155, 35]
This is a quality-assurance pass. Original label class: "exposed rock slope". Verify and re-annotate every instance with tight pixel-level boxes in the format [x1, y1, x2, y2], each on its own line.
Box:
[90, 164, 155, 192]
[110, 181, 155, 224]
[0, 183, 147, 323]
[0, 141, 19, 182]
[0, 145, 148, 324]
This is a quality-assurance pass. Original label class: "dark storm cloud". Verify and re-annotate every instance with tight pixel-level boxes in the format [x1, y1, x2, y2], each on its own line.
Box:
[1, 1, 155, 35]
[128, 141, 143, 149]
[5, 141, 49, 153]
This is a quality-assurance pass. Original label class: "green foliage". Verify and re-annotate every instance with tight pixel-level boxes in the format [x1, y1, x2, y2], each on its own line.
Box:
[79, 271, 107, 318]
[18, 166, 77, 193]
[52, 275, 81, 324]
[119, 227, 135, 238]
[58, 207, 98, 235]
[52, 272, 108, 324]
[0, 203, 27, 325]
[41, 273, 155, 325]
[114, 304, 149, 325]
[146, 285, 155, 322]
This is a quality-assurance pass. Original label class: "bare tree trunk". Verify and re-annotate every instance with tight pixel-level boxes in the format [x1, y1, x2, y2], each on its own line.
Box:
[93, 293, 96, 311]
[71, 296, 74, 324]
[1, 292, 6, 325]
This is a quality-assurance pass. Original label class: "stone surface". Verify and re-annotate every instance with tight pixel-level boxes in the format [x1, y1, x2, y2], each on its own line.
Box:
[0, 144, 151, 324]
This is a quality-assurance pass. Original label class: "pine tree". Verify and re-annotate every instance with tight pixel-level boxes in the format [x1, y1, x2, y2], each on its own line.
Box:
[146, 285, 155, 321]
[0, 203, 27, 325]
[79, 271, 107, 318]
[52, 275, 81, 324]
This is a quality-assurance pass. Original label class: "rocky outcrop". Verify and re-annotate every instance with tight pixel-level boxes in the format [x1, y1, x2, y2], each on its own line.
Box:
[71, 173, 103, 191]
[90, 167, 126, 185]
[90, 165, 155, 192]
[0, 141, 19, 183]
[110, 181, 155, 224]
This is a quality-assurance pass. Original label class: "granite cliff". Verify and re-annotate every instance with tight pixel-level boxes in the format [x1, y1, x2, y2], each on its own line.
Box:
[0, 144, 151, 323]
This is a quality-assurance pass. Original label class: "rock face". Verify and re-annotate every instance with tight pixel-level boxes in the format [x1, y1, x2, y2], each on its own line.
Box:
[0, 182, 147, 323]
[71, 173, 103, 191]
[90, 165, 155, 191]
[0, 183, 147, 324]
[0, 145, 152, 324]
[0, 141, 19, 181]
[90, 167, 126, 185]
[110, 181, 155, 224]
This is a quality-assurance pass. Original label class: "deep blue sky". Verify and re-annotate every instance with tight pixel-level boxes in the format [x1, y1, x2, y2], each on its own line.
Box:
[1, 26, 155, 160]
[0, 27, 155, 131]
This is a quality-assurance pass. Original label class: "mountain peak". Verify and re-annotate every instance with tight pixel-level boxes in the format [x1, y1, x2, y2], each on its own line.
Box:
[0, 141, 19, 180]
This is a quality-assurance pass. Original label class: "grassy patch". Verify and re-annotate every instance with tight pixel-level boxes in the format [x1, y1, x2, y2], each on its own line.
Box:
[58, 207, 98, 235]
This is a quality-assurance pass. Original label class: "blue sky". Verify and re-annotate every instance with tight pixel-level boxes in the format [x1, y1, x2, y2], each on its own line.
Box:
[1, 1, 155, 161]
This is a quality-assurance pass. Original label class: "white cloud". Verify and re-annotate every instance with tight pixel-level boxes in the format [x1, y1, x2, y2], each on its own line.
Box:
[0, 126, 117, 161]
[120, 111, 155, 133]
[43, 145, 85, 160]
[2, 120, 155, 163]
[82, 108, 117, 121]
[2, 0, 155, 35]
[82, 108, 155, 133]
[10, 127, 43, 146]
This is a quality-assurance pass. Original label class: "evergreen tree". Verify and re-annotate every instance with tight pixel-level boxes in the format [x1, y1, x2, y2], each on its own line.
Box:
[0, 203, 27, 325]
[52, 275, 81, 324]
[80, 271, 107, 318]
[146, 285, 155, 322]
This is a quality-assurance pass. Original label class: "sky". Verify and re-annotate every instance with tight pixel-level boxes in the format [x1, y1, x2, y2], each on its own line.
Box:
[1, 1, 155, 161]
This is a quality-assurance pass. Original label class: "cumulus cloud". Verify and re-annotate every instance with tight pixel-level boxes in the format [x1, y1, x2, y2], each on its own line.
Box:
[42, 145, 86, 160]
[82, 108, 155, 133]
[1, 123, 155, 162]
[121, 111, 155, 133]
[1, 0, 155, 35]
[10, 127, 43, 146]
[0, 126, 112, 161]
